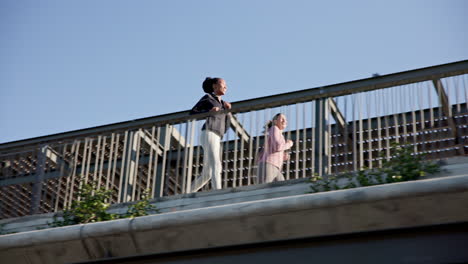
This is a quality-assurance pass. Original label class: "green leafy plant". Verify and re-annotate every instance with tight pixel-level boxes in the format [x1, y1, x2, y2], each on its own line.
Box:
[125, 189, 159, 218]
[309, 143, 440, 193]
[50, 181, 117, 227]
[309, 174, 343, 193]
[49, 182, 159, 228]
[380, 143, 440, 183]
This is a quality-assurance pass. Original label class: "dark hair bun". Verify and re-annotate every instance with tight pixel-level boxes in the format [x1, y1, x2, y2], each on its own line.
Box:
[202, 77, 214, 93]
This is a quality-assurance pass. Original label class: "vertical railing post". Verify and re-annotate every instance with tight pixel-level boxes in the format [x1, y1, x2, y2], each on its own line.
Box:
[153, 124, 171, 198]
[314, 98, 329, 177]
[185, 120, 196, 194]
[119, 131, 133, 203]
[30, 144, 47, 215]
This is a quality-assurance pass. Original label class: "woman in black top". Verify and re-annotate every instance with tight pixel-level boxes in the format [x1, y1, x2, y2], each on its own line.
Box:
[190, 77, 231, 191]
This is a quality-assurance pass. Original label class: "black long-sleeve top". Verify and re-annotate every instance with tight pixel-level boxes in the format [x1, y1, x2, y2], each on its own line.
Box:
[190, 93, 228, 137]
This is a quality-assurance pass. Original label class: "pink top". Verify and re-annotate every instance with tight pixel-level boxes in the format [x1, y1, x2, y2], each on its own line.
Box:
[258, 125, 293, 170]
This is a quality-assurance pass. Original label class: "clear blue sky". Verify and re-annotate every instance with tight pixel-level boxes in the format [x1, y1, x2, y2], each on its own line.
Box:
[1, 0, 467, 143]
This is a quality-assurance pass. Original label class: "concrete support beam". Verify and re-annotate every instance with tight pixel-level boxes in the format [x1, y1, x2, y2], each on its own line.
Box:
[327, 97, 353, 146]
[228, 113, 250, 143]
[43, 146, 66, 167]
[432, 79, 464, 155]
[135, 130, 164, 156]
[328, 97, 346, 131]
[166, 125, 188, 148]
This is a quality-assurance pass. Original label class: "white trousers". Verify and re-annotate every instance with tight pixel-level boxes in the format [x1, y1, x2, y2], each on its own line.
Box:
[192, 129, 222, 191]
[257, 162, 284, 184]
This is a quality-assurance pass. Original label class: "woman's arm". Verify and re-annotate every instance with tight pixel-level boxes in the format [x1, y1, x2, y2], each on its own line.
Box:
[190, 95, 214, 115]
[270, 126, 293, 152]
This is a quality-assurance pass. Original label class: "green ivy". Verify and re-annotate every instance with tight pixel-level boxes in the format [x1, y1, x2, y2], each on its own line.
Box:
[49, 182, 117, 227]
[380, 143, 440, 183]
[49, 182, 158, 227]
[310, 143, 440, 193]
[125, 189, 159, 218]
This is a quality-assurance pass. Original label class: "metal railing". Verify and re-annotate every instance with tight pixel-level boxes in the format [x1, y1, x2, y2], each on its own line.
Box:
[1, 60, 468, 219]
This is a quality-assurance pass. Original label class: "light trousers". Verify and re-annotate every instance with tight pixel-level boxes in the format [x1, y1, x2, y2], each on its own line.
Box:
[257, 162, 285, 184]
[192, 129, 222, 191]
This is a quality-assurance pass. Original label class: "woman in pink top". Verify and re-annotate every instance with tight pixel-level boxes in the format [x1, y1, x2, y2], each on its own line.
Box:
[257, 113, 294, 183]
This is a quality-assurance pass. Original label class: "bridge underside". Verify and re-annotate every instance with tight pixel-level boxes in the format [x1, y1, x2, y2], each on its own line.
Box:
[78, 222, 468, 264]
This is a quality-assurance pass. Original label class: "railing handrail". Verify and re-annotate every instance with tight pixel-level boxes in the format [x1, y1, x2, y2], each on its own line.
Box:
[1, 59, 467, 150]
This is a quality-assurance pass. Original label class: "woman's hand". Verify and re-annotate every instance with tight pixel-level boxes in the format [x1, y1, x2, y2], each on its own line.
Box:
[210, 107, 221, 112]
[224, 101, 232, 109]
[287, 139, 293, 146]
[283, 152, 290, 161]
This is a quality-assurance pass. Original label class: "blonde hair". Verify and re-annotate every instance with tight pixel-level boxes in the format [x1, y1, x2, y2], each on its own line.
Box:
[263, 113, 283, 132]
